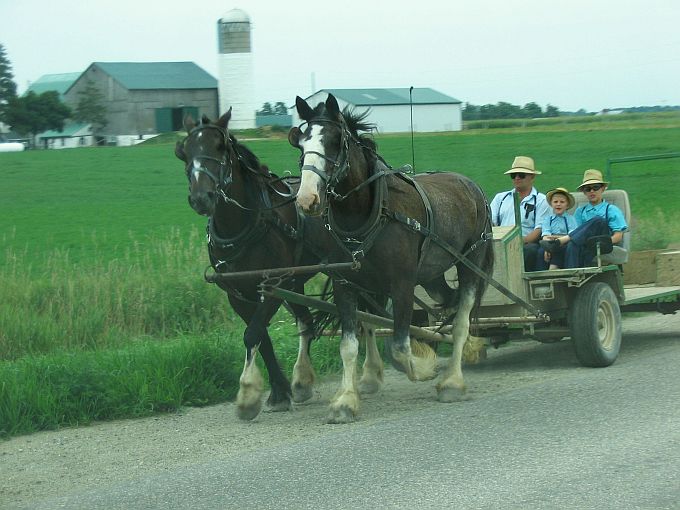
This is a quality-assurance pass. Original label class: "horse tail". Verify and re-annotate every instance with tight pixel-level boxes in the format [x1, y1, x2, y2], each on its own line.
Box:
[309, 277, 338, 339]
[471, 198, 495, 321]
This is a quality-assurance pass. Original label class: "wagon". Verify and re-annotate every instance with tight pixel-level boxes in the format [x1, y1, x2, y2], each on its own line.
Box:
[414, 188, 680, 367]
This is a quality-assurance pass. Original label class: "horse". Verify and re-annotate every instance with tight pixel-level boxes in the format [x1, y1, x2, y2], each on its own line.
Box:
[289, 93, 494, 423]
[175, 108, 385, 420]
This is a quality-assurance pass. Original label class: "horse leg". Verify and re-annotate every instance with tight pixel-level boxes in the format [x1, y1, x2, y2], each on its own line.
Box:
[235, 298, 292, 420]
[436, 284, 475, 402]
[388, 279, 438, 382]
[358, 321, 384, 394]
[421, 274, 459, 311]
[326, 284, 360, 423]
[290, 304, 317, 403]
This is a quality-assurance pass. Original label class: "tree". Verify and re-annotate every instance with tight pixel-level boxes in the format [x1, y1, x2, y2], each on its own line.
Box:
[522, 102, 543, 119]
[257, 102, 273, 115]
[0, 43, 18, 125]
[5, 91, 71, 146]
[273, 102, 288, 115]
[73, 79, 108, 138]
[545, 104, 560, 117]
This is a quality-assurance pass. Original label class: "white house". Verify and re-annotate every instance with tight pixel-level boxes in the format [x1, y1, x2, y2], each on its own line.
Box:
[292, 88, 462, 134]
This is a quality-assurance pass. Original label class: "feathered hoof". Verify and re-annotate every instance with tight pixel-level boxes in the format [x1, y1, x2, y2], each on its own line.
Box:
[391, 344, 438, 382]
[436, 383, 469, 403]
[358, 378, 382, 395]
[325, 405, 356, 424]
[291, 383, 314, 403]
[236, 398, 263, 421]
[265, 397, 292, 413]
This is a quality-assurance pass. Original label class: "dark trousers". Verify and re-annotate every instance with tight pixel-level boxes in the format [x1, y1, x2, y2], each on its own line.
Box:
[535, 245, 566, 270]
[564, 217, 611, 268]
[523, 242, 540, 271]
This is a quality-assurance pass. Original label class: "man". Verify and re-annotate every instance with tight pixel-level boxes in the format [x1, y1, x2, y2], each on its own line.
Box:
[540, 169, 627, 267]
[490, 156, 550, 270]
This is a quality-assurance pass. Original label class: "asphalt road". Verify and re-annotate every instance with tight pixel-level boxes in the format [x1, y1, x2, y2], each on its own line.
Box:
[4, 313, 680, 510]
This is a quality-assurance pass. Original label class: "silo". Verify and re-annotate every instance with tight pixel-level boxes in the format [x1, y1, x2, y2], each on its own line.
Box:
[217, 8, 256, 129]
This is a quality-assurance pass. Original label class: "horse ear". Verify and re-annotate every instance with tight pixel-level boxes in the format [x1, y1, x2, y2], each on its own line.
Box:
[183, 115, 196, 132]
[325, 93, 340, 117]
[217, 107, 232, 129]
[288, 126, 302, 149]
[295, 96, 314, 121]
[175, 141, 186, 161]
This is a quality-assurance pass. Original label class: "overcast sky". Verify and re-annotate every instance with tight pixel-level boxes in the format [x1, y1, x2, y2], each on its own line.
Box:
[2, 0, 679, 112]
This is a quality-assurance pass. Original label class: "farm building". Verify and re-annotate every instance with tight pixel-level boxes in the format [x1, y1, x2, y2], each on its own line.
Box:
[26, 72, 81, 100]
[36, 122, 92, 150]
[293, 88, 463, 133]
[62, 62, 219, 145]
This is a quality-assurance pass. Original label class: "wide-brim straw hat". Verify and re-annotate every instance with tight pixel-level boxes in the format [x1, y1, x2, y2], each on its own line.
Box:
[577, 168, 609, 190]
[503, 155, 542, 175]
[546, 187, 575, 209]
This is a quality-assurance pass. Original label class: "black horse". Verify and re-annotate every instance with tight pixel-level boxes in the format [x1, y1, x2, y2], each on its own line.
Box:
[289, 94, 494, 423]
[175, 109, 385, 420]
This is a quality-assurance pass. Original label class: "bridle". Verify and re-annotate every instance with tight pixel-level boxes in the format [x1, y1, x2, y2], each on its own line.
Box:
[184, 124, 234, 197]
[298, 118, 352, 194]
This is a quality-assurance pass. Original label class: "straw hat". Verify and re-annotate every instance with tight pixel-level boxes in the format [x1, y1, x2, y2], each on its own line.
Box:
[546, 187, 575, 209]
[503, 156, 541, 175]
[577, 169, 609, 190]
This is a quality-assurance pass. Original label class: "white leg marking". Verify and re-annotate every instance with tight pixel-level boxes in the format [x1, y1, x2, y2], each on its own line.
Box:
[292, 318, 316, 403]
[236, 349, 264, 420]
[437, 288, 475, 402]
[327, 331, 360, 423]
[359, 323, 384, 394]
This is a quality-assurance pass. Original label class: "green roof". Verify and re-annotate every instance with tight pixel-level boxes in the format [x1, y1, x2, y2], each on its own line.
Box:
[26, 73, 81, 98]
[320, 88, 461, 106]
[88, 62, 217, 90]
[39, 122, 90, 138]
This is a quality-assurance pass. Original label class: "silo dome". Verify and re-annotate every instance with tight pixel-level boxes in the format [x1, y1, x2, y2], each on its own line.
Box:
[220, 8, 250, 24]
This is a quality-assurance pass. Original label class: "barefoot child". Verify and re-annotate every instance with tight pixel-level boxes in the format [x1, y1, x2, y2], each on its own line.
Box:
[537, 187, 578, 269]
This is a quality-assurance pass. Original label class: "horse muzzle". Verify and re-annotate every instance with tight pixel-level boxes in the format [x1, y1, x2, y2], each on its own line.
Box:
[188, 192, 216, 216]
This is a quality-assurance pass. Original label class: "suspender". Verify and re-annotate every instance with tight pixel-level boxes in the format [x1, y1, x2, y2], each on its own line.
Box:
[496, 192, 536, 226]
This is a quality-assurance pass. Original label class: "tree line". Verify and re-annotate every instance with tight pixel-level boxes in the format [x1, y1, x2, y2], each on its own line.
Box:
[0, 43, 107, 146]
[463, 101, 560, 120]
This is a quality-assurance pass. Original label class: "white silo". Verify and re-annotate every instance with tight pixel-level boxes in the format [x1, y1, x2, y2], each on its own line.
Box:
[217, 8, 256, 129]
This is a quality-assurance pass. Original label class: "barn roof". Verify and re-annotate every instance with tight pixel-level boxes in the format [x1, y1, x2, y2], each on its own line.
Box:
[318, 88, 461, 106]
[85, 62, 217, 90]
[26, 73, 81, 98]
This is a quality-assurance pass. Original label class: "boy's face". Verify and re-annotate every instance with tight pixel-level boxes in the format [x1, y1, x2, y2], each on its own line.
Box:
[550, 193, 570, 215]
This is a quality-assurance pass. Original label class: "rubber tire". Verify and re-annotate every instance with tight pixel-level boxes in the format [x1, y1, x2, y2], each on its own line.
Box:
[569, 282, 621, 367]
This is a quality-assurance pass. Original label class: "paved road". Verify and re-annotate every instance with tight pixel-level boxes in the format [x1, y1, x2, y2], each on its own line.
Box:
[4, 313, 680, 509]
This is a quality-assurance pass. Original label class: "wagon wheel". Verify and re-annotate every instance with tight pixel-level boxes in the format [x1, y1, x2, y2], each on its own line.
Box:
[568, 282, 621, 367]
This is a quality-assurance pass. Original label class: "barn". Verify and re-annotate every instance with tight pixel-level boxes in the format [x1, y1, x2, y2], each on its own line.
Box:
[63, 62, 218, 145]
[293, 88, 463, 133]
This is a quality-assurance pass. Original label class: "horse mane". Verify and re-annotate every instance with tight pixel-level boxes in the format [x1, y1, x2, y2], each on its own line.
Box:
[228, 133, 268, 176]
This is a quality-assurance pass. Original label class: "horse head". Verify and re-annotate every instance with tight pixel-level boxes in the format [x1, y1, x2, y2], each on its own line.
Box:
[175, 108, 233, 216]
[289, 94, 348, 216]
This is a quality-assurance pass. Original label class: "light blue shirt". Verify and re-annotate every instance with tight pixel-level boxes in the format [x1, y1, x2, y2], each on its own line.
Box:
[574, 200, 627, 232]
[541, 212, 579, 236]
[490, 188, 550, 237]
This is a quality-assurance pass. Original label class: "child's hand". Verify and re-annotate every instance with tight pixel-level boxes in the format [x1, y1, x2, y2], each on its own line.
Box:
[544, 251, 551, 262]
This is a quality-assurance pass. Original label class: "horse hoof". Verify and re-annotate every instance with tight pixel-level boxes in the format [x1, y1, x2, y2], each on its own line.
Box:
[358, 379, 382, 395]
[266, 396, 292, 412]
[325, 406, 356, 424]
[292, 384, 314, 403]
[236, 400, 263, 421]
[436, 384, 469, 403]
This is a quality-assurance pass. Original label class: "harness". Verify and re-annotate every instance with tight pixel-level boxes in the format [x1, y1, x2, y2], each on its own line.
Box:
[183, 124, 304, 302]
[297, 118, 544, 317]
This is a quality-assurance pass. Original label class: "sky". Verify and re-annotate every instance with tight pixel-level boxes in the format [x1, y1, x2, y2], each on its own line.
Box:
[2, 0, 680, 112]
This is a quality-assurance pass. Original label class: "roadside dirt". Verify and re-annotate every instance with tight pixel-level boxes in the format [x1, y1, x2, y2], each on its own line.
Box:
[1, 313, 674, 508]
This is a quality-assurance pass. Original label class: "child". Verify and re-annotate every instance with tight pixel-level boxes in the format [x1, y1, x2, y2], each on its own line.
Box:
[537, 187, 578, 270]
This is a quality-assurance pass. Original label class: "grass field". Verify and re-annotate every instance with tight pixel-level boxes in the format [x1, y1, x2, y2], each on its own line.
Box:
[1, 115, 680, 437]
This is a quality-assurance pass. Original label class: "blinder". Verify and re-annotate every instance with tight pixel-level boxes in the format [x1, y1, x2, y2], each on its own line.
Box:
[297, 118, 351, 192]
[183, 124, 234, 192]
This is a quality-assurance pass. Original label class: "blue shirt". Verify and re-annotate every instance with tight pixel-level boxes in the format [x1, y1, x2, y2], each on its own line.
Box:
[541, 212, 578, 236]
[574, 200, 627, 232]
[490, 188, 550, 237]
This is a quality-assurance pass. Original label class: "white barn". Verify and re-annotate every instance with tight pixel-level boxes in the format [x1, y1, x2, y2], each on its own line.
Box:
[293, 88, 462, 133]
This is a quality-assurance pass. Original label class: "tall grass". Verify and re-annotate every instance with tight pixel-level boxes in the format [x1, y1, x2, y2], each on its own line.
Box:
[0, 226, 233, 360]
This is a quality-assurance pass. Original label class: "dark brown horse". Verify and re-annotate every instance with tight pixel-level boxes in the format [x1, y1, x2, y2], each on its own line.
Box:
[289, 94, 494, 423]
[175, 109, 385, 420]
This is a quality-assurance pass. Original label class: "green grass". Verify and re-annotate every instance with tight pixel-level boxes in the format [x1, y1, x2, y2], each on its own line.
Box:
[1, 116, 679, 438]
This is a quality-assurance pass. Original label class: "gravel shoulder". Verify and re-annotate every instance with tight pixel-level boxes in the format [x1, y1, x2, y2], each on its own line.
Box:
[2, 313, 677, 508]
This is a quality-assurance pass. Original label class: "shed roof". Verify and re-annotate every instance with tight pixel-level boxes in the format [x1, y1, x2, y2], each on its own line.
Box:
[85, 62, 217, 91]
[26, 72, 81, 98]
[39, 122, 91, 138]
[318, 88, 461, 106]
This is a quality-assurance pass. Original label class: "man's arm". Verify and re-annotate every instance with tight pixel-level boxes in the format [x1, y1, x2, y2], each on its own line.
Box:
[524, 228, 542, 244]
